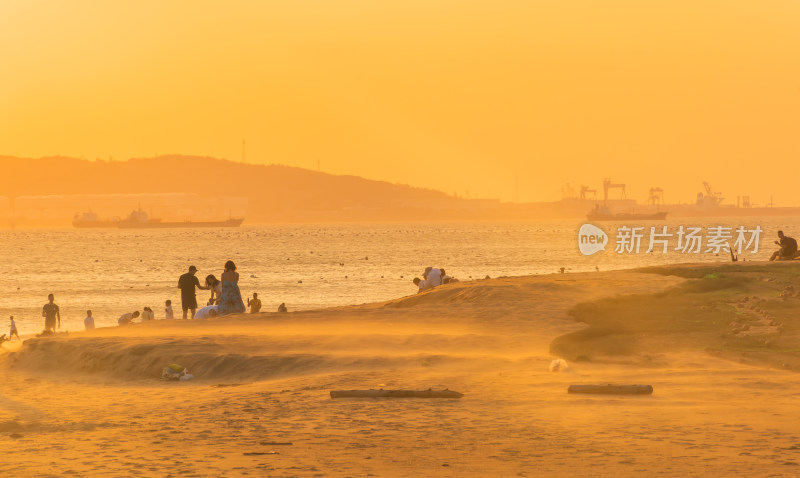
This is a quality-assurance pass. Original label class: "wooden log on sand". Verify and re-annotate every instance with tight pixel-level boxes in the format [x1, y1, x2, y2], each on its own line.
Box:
[568, 384, 653, 395]
[330, 389, 464, 399]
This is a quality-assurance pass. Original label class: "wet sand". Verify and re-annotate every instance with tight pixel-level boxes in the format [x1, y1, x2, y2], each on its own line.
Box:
[2, 266, 800, 477]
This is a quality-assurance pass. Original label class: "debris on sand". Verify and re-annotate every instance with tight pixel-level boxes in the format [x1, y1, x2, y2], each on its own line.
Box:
[330, 389, 463, 399]
[161, 364, 194, 381]
[549, 359, 570, 372]
[568, 384, 653, 395]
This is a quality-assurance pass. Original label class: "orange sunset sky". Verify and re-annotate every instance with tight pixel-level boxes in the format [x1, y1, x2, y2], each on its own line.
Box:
[1, 1, 798, 204]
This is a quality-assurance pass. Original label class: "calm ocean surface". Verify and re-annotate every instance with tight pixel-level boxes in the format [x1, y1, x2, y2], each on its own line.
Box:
[2, 218, 798, 335]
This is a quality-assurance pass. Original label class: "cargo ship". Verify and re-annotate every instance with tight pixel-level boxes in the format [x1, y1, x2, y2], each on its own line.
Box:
[585, 179, 668, 221]
[73, 209, 244, 228]
[586, 206, 668, 221]
[72, 211, 120, 228]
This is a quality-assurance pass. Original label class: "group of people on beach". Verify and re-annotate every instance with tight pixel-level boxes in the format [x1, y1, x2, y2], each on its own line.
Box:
[176, 261, 249, 319]
[5, 260, 279, 338]
[117, 261, 258, 323]
[413, 267, 456, 293]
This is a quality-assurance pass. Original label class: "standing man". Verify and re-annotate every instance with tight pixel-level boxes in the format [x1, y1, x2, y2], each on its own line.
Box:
[42, 293, 61, 332]
[178, 266, 208, 319]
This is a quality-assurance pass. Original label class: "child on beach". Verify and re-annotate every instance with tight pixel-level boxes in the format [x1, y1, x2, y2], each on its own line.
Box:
[247, 293, 262, 313]
[84, 310, 95, 330]
[9, 316, 20, 340]
[141, 307, 154, 321]
[165, 300, 174, 319]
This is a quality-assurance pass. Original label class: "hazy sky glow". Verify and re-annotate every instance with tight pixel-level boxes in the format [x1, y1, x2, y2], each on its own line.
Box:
[1, 1, 799, 204]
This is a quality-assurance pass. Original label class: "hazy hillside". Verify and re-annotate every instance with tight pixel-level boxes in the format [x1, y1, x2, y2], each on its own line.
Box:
[0, 155, 502, 222]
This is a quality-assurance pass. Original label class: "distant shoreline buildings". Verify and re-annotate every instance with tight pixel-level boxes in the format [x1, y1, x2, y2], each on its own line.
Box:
[1, 156, 798, 228]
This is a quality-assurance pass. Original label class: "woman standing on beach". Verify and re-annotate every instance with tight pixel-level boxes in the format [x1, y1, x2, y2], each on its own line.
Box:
[216, 260, 246, 316]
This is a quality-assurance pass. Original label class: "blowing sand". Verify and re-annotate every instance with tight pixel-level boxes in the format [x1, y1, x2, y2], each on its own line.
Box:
[2, 264, 800, 477]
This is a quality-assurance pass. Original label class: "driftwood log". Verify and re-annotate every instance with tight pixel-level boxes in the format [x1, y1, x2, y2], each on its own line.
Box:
[568, 384, 653, 395]
[330, 389, 464, 399]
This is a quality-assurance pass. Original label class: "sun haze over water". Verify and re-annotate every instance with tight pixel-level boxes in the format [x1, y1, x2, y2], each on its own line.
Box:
[1, 1, 798, 203]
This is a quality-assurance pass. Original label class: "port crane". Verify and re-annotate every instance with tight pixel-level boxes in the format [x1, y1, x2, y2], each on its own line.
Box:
[579, 185, 597, 200]
[587, 178, 667, 220]
[602, 178, 626, 205]
[700, 181, 724, 207]
[647, 187, 665, 206]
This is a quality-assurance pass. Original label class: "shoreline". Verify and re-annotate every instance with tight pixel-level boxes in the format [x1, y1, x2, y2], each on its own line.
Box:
[4, 259, 793, 340]
[3, 219, 794, 336]
[3, 262, 800, 476]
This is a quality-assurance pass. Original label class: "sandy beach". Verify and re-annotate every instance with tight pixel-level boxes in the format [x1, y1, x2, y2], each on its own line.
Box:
[3, 263, 800, 477]
[5, 1, 798, 476]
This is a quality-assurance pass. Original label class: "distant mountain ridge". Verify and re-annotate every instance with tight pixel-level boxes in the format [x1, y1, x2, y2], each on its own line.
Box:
[0, 155, 500, 222]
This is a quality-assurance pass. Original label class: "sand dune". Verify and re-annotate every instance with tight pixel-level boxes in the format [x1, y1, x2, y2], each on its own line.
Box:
[3, 265, 800, 476]
[5, 271, 677, 380]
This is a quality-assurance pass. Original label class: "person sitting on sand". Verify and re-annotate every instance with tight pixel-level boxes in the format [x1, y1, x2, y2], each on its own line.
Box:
[770, 230, 799, 261]
[440, 268, 449, 284]
[164, 300, 174, 319]
[205, 275, 222, 305]
[84, 310, 95, 330]
[277, 302, 288, 313]
[194, 304, 218, 319]
[247, 293, 262, 313]
[42, 293, 61, 332]
[141, 307, 154, 321]
[9, 316, 20, 340]
[118, 311, 140, 326]
[413, 277, 434, 293]
[440, 268, 458, 284]
[423, 267, 443, 286]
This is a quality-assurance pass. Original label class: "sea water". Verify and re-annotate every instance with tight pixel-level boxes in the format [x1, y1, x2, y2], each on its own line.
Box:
[1, 218, 796, 335]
